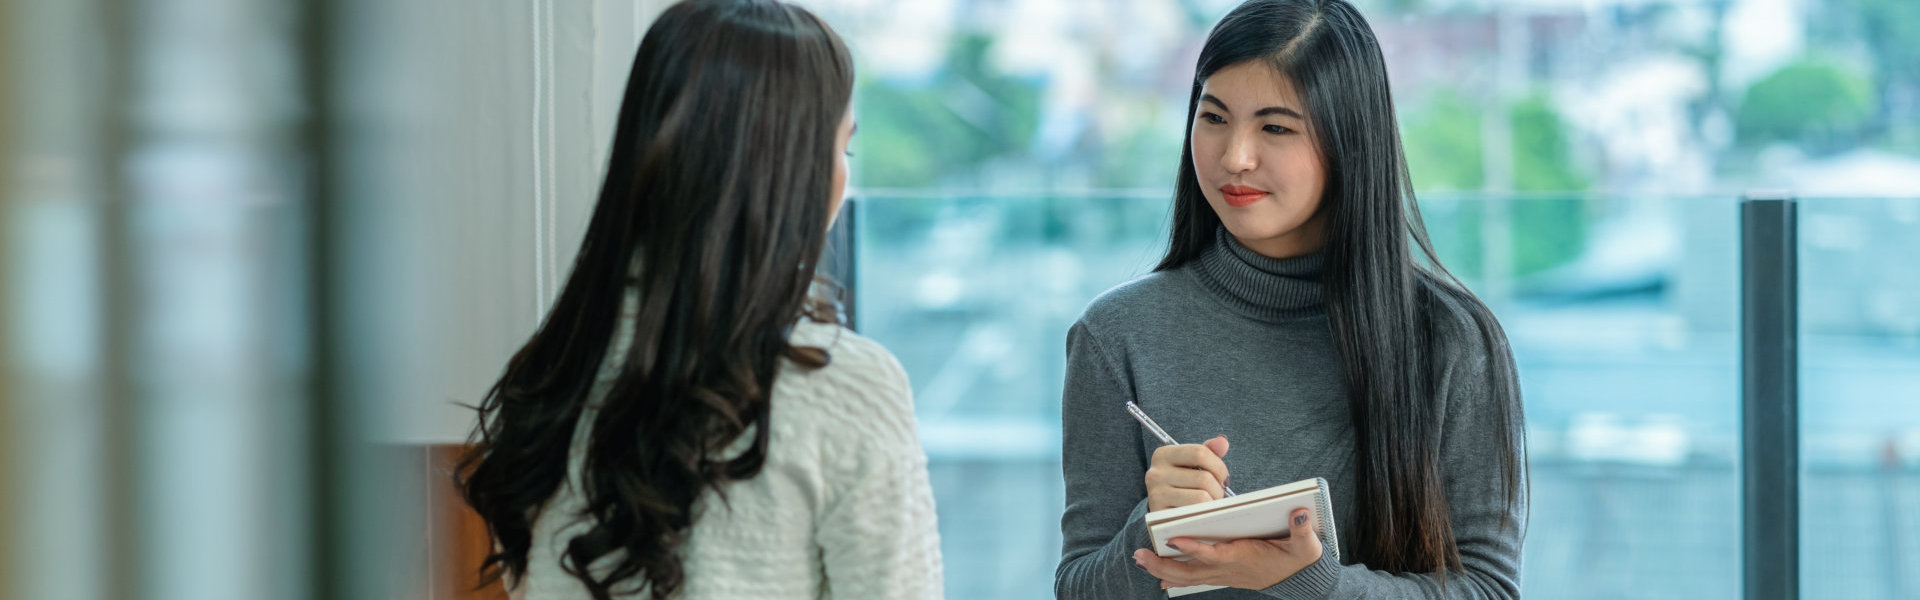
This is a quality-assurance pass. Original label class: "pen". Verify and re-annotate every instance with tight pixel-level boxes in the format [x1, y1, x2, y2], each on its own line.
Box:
[1125, 401, 1236, 497]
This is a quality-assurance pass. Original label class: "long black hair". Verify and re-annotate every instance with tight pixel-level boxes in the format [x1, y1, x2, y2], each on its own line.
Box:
[1157, 0, 1523, 578]
[454, 1, 854, 598]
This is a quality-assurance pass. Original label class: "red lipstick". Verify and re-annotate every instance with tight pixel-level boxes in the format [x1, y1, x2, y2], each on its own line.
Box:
[1220, 185, 1268, 207]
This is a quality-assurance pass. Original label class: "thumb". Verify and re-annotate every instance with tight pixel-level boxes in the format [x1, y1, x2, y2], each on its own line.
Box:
[1203, 435, 1230, 459]
[1288, 507, 1314, 544]
[1287, 507, 1325, 560]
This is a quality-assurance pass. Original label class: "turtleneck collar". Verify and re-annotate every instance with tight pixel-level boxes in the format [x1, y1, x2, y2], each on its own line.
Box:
[1191, 225, 1327, 321]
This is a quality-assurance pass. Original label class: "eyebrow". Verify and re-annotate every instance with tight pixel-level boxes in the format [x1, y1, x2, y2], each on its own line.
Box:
[1200, 94, 1304, 119]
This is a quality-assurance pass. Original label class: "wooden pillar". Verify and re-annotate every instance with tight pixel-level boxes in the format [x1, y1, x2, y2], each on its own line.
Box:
[432, 445, 508, 600]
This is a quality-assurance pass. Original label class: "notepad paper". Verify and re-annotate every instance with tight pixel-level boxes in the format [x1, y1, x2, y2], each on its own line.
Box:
[1142, 477, 1340, 597]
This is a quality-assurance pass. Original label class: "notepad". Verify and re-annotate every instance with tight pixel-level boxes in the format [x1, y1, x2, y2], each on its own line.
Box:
[1143, 477, 1341, 597]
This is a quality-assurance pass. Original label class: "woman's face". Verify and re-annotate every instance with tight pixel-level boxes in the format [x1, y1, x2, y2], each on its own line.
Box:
[1189, 61, 1328, 259]
[827, 107, 855, 228]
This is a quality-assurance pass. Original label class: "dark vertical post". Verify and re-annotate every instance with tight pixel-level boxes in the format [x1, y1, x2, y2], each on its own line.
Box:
[100, 1, 141, 598]
[0, 0, 16, 592]
[1742, 193, 1798, 600]
[299, 0, 342, 597]
[825, 197, 859, 331]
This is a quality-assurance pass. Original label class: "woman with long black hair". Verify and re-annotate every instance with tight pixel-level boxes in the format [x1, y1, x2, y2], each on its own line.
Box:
[1056, 0, 1525, 597]
[456, 2, 942, 599]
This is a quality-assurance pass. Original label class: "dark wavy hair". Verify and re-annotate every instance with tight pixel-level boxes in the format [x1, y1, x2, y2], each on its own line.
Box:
[454, 1, 854, 598]
[1157, 0, 1524, 580]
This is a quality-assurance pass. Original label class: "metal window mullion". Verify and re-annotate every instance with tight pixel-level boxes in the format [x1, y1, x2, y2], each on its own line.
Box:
[1741, 193, 1799, 600]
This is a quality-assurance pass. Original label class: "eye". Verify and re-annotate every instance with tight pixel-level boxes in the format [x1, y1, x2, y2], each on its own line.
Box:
[1263, 124, 1293, 135]
[1200, 112, 1226, 125]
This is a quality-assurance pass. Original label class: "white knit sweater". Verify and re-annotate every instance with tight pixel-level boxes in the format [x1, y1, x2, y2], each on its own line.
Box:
[512, 316, 944, 599]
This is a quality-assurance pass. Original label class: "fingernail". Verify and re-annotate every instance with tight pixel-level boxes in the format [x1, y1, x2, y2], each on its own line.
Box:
[1294, 514, 1308, 526]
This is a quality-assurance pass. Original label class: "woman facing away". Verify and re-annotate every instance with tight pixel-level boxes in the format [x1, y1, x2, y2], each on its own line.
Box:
[1055, 0, 1527, 598]
[455, 1, 942, 599]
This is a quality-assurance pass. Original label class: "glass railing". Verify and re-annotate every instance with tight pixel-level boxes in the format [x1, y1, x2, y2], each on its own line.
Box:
[1428, 193, 1743, 599]
[1797, 197, 1920, 600]
[853, 192, 1167, 598]
[853, 192, 1173, 450]
[855, 192, 1755, 599]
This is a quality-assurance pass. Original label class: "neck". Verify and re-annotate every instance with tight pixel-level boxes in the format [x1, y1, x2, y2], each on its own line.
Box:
[1190, 225, 1326, 321]
[1230, 212, 1325, 259]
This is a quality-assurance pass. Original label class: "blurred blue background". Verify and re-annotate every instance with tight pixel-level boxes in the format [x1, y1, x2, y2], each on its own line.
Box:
[798, 0, 1920, 597]
[2, 0, 1916, 599]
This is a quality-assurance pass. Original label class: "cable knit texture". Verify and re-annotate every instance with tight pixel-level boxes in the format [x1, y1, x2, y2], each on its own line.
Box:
[513, 298, 943, 599]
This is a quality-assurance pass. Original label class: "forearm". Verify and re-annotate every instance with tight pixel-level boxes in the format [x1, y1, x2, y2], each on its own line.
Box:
[1057, 320, 1168, 599]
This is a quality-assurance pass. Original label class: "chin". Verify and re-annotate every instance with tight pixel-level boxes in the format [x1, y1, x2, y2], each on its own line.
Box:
[1218, 210, 1302, 244]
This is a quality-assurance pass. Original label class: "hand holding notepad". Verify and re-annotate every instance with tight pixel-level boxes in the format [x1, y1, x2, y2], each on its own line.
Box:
[1143, 477, 1341, 596]
[1126, 402, 1340, 597]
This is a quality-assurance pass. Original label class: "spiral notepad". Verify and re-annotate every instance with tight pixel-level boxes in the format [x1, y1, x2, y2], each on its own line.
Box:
[1143, 477, 1341, 597]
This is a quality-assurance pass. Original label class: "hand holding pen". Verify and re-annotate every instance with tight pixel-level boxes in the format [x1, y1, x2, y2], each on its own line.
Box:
[1128, 401, 1237, 511]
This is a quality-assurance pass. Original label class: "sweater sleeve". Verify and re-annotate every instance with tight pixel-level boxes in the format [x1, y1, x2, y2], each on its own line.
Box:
[1257, 313, 1528, 600]
[1054, 320, 1171, 599]
[814, 345, 946, 600]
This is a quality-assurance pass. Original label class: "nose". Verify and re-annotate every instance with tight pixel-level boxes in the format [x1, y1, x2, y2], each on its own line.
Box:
[1220, 131, 1257, 174]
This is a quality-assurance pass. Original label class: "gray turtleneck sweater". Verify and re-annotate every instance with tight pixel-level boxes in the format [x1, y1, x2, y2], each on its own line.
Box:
[1054, 228, 1526, 599]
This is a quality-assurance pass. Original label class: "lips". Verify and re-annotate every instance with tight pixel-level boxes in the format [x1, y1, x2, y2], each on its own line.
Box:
[1220, 185, 1268, 208]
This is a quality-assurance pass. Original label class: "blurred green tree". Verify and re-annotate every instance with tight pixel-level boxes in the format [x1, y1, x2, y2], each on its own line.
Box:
[851, 33, 1046, 242]
[1735, 58, 1875, 155]
[1401, 90, 1484, 192]
[1510, 94, 1588, 192]
[1853, 0, 1920, 144]
[851, 33, 1043, 190]
[1402, 89, 1590, 280]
